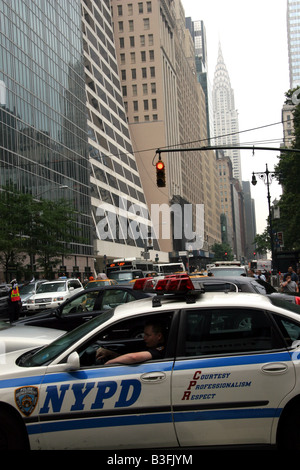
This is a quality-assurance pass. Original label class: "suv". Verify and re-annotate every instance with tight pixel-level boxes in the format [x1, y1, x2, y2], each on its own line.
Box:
[19, 280, 48, 311]
[26, 278, 83, 312]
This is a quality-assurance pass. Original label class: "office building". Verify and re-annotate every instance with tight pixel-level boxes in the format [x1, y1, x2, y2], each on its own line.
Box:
[212, 43, 242, 182]
[111, 0, 221, 260]
[82, 0, 160, 270]
[0, 0, 93, 278]
[287, 0, 300, 89]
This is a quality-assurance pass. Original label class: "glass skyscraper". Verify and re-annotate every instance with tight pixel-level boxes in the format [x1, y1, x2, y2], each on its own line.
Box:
[287, 0, 300, 89]
[0, 0, 157, 279]
[0, 0, 93, 274]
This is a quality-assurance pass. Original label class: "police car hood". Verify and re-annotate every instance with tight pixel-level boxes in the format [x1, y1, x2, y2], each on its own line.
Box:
[0, 323, 65, 354]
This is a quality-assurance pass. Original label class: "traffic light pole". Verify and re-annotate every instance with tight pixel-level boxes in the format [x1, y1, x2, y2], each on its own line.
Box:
[156, 145, 300, 156]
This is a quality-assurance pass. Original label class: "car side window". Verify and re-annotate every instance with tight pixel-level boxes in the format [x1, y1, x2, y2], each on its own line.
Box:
[272, 314, 300, 347]
[182, 308, 280, 357]
[61, 291, 99, 315]
[100, 290, 132, 310]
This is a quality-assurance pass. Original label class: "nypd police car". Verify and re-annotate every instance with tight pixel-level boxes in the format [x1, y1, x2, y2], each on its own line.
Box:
[2, 274, 300, 450]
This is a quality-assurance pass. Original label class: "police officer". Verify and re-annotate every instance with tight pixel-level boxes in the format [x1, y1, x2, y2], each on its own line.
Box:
[8, 279, 22, 323]
[96, 320, 166, 365]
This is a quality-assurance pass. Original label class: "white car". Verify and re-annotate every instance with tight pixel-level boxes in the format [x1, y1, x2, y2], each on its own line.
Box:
[2, 274, 300, 450]
[26, 279, 83, 312]
[0, 321, 65, 353]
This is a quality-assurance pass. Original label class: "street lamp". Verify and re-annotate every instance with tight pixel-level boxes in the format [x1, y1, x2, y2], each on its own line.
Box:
[251, 163, 276, 273]
[35, 184, 68, 199]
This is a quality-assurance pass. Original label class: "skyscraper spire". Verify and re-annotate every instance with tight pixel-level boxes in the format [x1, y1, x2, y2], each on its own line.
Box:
[212, 42, 242, 181]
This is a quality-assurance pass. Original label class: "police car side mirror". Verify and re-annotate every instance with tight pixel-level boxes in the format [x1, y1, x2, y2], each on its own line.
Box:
[66, 352, 80, 370]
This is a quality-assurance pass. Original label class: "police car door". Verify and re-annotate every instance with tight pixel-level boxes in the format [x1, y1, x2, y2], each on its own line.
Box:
[172, 307, 296, 447]
[37, 311, 178, 450]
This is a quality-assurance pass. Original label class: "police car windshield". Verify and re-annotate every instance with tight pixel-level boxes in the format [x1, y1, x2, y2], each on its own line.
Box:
[18, 310, 114, 367]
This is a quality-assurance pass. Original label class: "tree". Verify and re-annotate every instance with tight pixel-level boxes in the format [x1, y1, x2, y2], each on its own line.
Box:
[0, 187, 85, 279]
[211, 243, 234, 261]
[275, 88, 300, 250]
[254, 229, 270, 255]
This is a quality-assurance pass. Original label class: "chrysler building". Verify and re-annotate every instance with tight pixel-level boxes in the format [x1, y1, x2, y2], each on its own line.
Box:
[212, 43, 242, 181]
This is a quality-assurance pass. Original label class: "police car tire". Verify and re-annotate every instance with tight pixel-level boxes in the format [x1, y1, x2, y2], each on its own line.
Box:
[0, 409, 28, 450]
[279, 403, 300, 450]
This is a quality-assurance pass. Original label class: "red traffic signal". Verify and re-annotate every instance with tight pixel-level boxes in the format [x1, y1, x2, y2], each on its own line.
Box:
[156, 160, 166, 187]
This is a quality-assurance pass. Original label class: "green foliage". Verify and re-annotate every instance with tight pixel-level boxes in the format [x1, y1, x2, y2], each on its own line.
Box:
[211, 243, 234, 261]
[0, 187, 85, 279]
[254, 229, 270, 255]
[275, 88, 300, 250]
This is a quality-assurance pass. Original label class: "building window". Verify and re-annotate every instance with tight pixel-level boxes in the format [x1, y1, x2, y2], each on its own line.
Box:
[146, 1, 152, 13]
[130, 36, 135, 47]
[141, 51, 146, 61]
[152, 98, 157, 110]
[142, 67, 147, 78]
[133, 101, 139, 111]
[128, 4, 133, 15]
[149, 50, 154, 61]
[148, 34, 154, 46]
[129, 20, 134, 32]
[138, 2, 143, 13]
[142, 83, 148, 95]
[150, 66, 155, 77]
[132, 84, 137, 96]
[140, 35, 145, 46]
[143, 100, 149, 110]
[121, 69, 126, 80]
[143, 18, 150, 30]
[131, 68, 137, 79]
[117, 5, 123, 16]
[151, 82, 156, 93]
[120, 53, 126, 65]
[130, 52, 136, 63]
[122, 86, 127, 96]
[118, 21, 124, 32]
[119, 37, 125, 48]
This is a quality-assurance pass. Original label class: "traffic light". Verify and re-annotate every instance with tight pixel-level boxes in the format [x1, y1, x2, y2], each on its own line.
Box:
[156, 160, 166, 187]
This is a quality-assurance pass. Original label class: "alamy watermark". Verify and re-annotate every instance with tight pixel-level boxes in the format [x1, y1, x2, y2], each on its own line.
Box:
[96, 197, 204, 251]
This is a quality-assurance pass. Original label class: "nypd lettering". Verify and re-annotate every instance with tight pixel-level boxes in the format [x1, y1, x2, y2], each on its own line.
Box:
[39, 379, 141, 414]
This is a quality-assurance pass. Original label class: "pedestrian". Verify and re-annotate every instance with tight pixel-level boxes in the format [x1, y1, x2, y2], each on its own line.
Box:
[283, 266, 298, 284]
[281, 274, 299, 293]
[8, 279, 22, 323]
[256, 270, 266, 281]
[248, 269, 256, 278]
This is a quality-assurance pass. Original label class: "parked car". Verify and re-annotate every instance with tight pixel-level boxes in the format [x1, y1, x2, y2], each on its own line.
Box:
[2, 275, 300, 449]
[0, 321, 65, 353]
[19, 280, 48, 311]
[83, 279, 117, 289]
[191, 275, 300, 304]
[25, 279, 83, 312]
[15, 285, 151, 331]
[206, 265, 248, 277]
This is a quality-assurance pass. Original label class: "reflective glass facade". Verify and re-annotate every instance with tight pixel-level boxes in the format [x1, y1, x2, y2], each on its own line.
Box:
[83, 0, 158, 265]
[0, 0, 93, 258]
[287, 0, 300, 88]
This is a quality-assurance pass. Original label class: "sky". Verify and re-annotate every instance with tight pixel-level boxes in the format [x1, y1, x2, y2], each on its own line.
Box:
[181, 0, 290, 234]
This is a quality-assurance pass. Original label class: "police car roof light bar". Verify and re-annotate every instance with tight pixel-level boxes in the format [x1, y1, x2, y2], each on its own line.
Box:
[133, 274, 195, 294]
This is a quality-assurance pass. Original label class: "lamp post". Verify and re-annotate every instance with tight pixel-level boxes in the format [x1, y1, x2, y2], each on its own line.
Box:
[251, 163, 276, 273]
